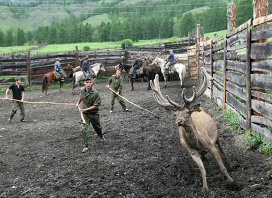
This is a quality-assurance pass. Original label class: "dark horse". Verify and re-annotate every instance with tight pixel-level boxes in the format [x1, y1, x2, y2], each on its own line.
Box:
[116, 63, 161, 91]
[42, 65, 74, 95]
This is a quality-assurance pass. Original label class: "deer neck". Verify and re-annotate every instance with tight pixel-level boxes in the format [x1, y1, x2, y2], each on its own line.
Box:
[179, 116, 200, 148]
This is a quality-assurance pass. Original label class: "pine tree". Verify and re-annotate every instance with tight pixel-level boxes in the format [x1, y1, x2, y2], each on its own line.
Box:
[5, 29, 13, 46]
[16, 28, 25, 46]
[0, 29, 4, 47]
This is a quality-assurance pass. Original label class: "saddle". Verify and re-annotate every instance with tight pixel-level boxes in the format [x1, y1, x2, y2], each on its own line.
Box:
[55, 71, 61, 79]
[129, 67, 144, 76]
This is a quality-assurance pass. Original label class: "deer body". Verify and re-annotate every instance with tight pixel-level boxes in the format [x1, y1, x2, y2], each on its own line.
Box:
[151, 67, 233, 191]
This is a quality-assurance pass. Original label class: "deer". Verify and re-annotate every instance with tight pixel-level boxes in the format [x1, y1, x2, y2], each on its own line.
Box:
[150, 67, 234, 191]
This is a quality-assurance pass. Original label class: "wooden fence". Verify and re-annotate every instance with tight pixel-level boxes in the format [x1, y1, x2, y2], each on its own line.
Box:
[198, 14, 272, 142]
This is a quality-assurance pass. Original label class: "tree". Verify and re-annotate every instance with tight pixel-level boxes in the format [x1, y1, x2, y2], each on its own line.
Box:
[16, 28, 25, 46]
[0, 29, 4, 47]
[5, 29, 13, 46]
[179, 12, 195, 37]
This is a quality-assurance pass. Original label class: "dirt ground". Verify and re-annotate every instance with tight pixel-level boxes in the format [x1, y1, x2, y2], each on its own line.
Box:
[0, 77, 271, 198]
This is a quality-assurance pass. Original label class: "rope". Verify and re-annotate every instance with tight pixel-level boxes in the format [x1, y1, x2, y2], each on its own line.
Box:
[0, 97, 76, 106]
[107, 86, 156, 116]
[0, 97, 88, 123]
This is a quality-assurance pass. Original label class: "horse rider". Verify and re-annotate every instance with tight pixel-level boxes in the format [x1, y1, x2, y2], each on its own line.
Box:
[165, 50, 175, 74]
[76, 76, 106, 153]
[106, 70, 128, 113]
[54, 58, 65, 82]
[81, 57, 90, 78]
[132, 55, 142, 78]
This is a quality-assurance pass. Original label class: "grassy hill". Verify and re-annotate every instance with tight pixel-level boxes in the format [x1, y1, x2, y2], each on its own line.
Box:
[82, 13, 124, 27]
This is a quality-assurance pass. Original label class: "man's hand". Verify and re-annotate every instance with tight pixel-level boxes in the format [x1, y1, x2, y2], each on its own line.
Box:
[76, 103, 80, 108]
[80, 109, 87, 113]
[106, 84, 110, 88]
[116, 91, 120, 96]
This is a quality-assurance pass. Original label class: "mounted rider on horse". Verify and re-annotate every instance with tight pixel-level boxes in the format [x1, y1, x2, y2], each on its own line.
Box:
[54, 58, 65, 82]
[165, 49, 175, 74]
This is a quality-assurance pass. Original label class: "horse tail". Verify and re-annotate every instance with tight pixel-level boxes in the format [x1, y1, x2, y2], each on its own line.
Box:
[72, 73, 77, 91]
[42, 76, 47, 93]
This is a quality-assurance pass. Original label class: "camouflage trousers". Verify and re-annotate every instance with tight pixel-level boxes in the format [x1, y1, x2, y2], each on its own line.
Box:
[81, 112, 103, 147]
[10, 101, 25, 121]
[110, 92, 126, 111]
[56, 69, 65, 82]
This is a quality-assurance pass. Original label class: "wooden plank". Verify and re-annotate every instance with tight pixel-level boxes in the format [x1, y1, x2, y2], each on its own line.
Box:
[251, 41, 272, 59]
[252, 115, 272, 128]
[226, 103, 247, 129]
[213, 61, 224, 71]
[226, 91, 247, 118]
[213, 42, 225, 52]
[227, 31, 247, 48]
[246, 24, 252, 132]
[226, 81, 247, 101]
[252, 99, 272, 120]
[252, 13, 272, 27]
[251, 74, 272, 91]
[212, 84, 224, 109]
[252, 59, 272, 73]
[223, 36, 227, 109]
[251, 123, 272, 142]
[227, 19, 252, 38]
[226, 52, 247, 62]
[227, 43, 247, 51]
[252, 22, 272, 41]
[204, 58, 211, 65]
[213, 72, 224, 85]
[226, 60, 246, 73]
[252, 90, 272, 101]
[213, 52, 224, 60]
[226, 71, 246, 87]
[210, 39, 214, 98]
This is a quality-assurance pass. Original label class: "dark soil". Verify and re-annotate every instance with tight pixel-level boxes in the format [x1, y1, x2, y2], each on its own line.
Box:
[0, 78, 271, 198]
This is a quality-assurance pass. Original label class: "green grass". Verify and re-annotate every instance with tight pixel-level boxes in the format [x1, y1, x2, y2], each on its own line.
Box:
[82, 13, 124, 27]
[0, 45, 38, 54]
[222, 109, 243, 134]
[1, 38, 170, 54]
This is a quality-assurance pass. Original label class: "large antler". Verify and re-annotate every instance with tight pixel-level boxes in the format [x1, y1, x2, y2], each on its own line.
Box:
[182, 67, 210, 105]
[150, 74, 181, 110]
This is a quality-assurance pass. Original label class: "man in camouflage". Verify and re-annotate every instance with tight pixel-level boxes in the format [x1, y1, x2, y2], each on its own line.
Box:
[76, 76, 106, 153]
[106, 70, 128, 113]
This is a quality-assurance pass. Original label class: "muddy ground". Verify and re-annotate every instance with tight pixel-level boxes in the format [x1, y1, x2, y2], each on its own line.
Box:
[0, 77, 271, 198]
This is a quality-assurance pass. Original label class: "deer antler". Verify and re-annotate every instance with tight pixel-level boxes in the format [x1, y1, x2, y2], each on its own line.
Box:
[182, 67, 209, 105]
[150, 74, 181, 110]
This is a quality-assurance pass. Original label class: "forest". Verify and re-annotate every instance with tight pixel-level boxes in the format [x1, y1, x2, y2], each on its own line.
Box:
[0, 0, 269, 47]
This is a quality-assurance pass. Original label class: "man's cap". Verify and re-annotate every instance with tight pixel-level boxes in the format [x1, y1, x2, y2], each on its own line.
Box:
[56, 58, 61, 61]
[84, 76, 93, 81]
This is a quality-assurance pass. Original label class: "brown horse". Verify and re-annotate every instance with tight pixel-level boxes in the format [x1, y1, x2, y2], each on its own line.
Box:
[42, 65, 74, 94]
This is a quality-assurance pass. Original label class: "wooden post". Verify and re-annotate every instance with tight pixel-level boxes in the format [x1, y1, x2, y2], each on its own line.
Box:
[252, 0, 269, 21]
[197, 24, 200, 43]
[210, 39, 214, 98]
[26, 50, 31, 87]
[187, 32, 191, 78]
[75, 46, 79, 67]
[246, 24, 252, 134]
[227, 2, 236, 34]
[223, 35, 227, 109]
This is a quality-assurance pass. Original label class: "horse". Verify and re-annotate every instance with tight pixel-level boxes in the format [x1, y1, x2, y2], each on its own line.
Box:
[115, 63, 132, 82]
[72, 63, 105, 95]
[151, 57, 186, 87]
[128, 65, 161, 91]
[42, 64, 74, 95]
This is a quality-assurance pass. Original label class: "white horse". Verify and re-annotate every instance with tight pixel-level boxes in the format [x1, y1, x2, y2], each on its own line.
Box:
[72, 63, 105, 94]
[151, 57, 186, 87]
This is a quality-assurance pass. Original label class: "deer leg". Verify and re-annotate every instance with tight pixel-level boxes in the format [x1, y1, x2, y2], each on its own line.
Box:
[216, 137, 233, 167]
[163, 73, 167, 87]
[206, 141, 233, 182]
[179, 132, 208, 191]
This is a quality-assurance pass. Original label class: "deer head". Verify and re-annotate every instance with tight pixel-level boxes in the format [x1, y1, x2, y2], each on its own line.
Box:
[150, 67, 210, 126]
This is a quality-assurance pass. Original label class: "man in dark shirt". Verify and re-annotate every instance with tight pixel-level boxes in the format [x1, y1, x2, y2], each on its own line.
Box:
[81, 57, 90, 78]
[5, 77, 26, 122]
[132, 55, 142, 78]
